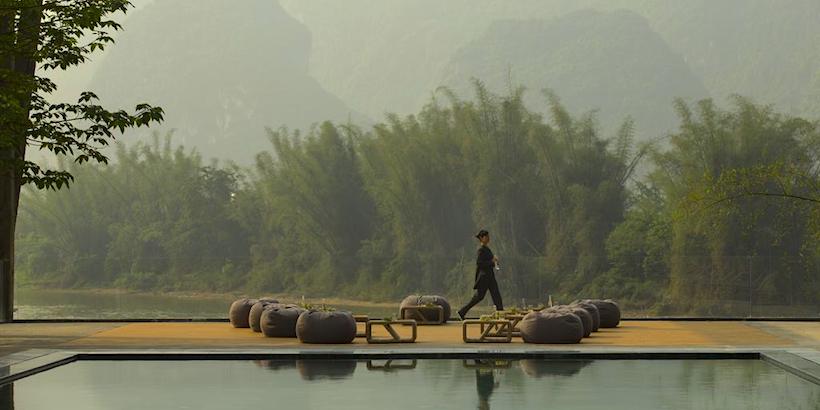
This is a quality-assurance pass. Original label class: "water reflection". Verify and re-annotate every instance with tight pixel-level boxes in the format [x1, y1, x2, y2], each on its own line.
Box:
[467, 360, 502, 410]
[519, 359, 592, 378]
[11, 359, 820, 409]
[365, 359, 417, 371]
[298, 360, 357, 381]
[253, 359, 357, 381]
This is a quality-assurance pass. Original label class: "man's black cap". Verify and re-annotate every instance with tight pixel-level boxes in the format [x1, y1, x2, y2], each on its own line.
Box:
[475, 229, 489, 239]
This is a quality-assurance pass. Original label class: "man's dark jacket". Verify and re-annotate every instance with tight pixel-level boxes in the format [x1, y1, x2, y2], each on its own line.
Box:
[473, 245, 496, 289]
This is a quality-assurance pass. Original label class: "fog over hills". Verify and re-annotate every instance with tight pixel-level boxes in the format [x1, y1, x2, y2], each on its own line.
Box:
[280, 0, 820, 135]
[88, 0, 363, 163]
[44, 0, 820, 158]
[439, 10, 708, 138]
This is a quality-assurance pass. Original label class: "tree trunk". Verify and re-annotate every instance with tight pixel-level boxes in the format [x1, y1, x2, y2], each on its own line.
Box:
[0, 2, 42, 322]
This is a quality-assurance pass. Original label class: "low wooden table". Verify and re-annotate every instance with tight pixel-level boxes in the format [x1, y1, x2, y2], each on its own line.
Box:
[366, 319, 417, 344]
[462, 319, 513, 343]
[353, 314, 369, 338]
[491, 313, 524, 337]
[400, 305, 445, 325]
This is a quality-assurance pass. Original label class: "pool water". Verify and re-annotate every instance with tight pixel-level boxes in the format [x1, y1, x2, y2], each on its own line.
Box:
[6, 359, 820, 409]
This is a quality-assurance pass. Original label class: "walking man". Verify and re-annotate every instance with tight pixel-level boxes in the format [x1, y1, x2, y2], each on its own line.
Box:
[457, 229, 504, 320]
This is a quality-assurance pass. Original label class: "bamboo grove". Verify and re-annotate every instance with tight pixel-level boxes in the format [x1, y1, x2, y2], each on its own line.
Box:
[14, 84, 820, 315]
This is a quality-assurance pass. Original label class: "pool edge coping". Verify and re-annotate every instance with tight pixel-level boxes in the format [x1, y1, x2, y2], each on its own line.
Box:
[3, 347, 819, 387]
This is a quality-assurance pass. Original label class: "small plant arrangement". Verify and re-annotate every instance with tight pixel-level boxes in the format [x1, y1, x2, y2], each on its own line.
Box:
[480, 311, 505, 321]
[298, 301, 336, 312]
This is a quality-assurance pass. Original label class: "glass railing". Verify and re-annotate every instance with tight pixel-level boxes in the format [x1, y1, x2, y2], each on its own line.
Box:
[8, 254, 819, 320]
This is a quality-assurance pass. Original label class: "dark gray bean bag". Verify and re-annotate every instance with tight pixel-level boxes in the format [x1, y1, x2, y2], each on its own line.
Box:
[548, 306, 593, 338]
[296, 311, 357, 344]
[399, 294, 452, 322]
[249, 299, 280, 332]
[571, 301, 600, 332]
[519, 311, 584, 344]
[519, 360, 592, 377]
[576, 299, 620, 328]
[260, 305, 306, 338]
[229, 298, 257, 328]
[297, 360, 357, 381]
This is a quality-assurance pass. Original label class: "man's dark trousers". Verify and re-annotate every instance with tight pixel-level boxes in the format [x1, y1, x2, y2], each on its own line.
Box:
[459, 272, 504, 315]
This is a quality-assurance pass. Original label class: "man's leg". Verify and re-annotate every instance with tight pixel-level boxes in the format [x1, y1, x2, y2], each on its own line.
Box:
[458, 286, 488, 318]
[488, 277, 504, 311]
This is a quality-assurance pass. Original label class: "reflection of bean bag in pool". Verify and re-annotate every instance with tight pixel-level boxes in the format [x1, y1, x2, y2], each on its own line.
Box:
[296, 311, 357, 344]
[519, 311, 584, 344]
[519, 360, 592, 377]
[249, 299, 280, 332]
[229, 298, 257, 328]
[399, 295, 451, 322]
[297, 360, 357, 381]
[571, 302, 600, 332]
[576, 299, 620, 328]
[548, 306, 593, 338]
[254, 360, 298, 371]
[261, 305, 306, 338]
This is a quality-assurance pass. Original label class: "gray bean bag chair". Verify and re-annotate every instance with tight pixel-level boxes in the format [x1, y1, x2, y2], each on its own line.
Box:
[399, 294, 452, 322]
[229, 298, 257, 328]
[571, 301, 600, 332]
[519, 311, 584, 344]
[297, 360, 357, 381]
[550, 306, 593, 338]
[249, 299, 280, 332]
[260, 305, 306, 338]
[296, 311, 357, 344]
[576, 299, 620, 328]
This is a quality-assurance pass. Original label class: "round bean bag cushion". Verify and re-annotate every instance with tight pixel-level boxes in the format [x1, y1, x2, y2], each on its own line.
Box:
[519, 311, 584, 344]
[249, 299, 280, 332]
[519, 359, 592, 377]
[296, 311, 357, 344]
[229, 298, 257, 328]
[576, 299, 620, 328]
[297, 360, 357, 381]
[548, 306, 593, 338]
[260, 305, 306, 338]
[571, 301, 600, 332]
[399, 295, 452, 322]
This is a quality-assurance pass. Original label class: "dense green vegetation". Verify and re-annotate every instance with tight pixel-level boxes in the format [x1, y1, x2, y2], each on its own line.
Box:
[15, 85, 820, 315]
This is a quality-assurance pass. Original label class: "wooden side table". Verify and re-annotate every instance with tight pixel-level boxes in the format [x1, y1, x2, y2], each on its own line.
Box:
[493, 313, 524, 337]
[400, 305, 445, 325]
[462, 319, 513, 343]
[353, 314, 369, 338]
[366, 319, 417, 344]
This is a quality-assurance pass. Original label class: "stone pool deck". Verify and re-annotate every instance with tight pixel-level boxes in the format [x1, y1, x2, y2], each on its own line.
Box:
[2, 320, 820, 385]
[1, 320, 818, 355]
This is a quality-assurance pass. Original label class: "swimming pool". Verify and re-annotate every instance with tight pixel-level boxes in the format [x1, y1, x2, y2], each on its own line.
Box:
[4, 357, 819, 409]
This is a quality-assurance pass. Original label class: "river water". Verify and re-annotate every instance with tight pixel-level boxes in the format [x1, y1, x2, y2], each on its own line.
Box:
[13, 288, 402, 320]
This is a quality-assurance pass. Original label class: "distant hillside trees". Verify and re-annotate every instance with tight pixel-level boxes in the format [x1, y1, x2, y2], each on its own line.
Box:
[14, 86, 820, 315]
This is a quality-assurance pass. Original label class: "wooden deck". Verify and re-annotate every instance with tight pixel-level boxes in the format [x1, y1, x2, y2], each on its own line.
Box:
[2, 320, 819, 355]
